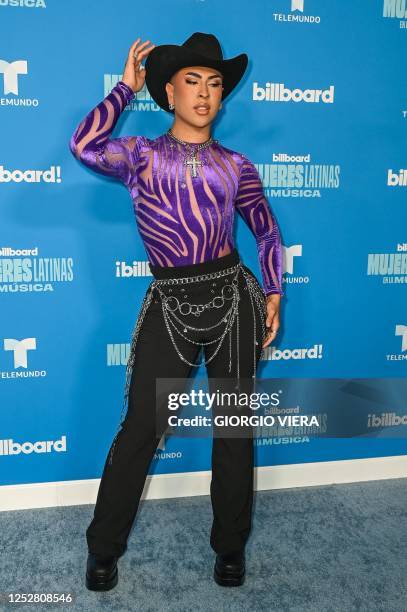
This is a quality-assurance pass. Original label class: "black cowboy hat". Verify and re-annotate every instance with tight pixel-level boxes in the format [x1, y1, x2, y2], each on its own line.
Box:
[144, 32, 248, 113]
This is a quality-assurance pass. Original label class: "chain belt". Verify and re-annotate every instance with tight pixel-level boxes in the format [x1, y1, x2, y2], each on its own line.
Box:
[108, 260, 267, 465]
[151, 263, 241, 285]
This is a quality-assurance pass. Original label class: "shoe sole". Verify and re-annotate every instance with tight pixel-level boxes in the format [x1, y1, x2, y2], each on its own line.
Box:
[213, 566, 245, 587]
[85, 568, 118, 591]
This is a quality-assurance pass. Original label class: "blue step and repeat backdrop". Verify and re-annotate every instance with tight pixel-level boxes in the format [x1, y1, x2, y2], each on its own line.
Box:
[1, 1, 406, 489]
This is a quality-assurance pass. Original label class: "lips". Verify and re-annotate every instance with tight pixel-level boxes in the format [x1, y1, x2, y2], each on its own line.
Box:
[194, 104, 210, 111]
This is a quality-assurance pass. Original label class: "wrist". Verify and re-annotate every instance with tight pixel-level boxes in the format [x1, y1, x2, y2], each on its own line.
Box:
[117, 80, 136, 97]
[265, 293, 282, 304]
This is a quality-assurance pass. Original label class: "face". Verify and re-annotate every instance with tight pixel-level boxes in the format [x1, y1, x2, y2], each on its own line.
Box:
[165, 66, 224, 125]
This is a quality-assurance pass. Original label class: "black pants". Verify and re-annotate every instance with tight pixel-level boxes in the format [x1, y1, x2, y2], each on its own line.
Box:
[86, 248, 265, 557]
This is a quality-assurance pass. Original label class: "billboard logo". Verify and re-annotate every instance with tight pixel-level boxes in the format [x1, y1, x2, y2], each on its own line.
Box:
[253, 83, 334, 104]
[387, 169, 407, 187]
[115, 260, 153, 278]
[0, 436, 67, 456]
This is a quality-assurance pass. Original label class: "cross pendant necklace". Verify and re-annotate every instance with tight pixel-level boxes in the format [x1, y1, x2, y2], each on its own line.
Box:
[166, 128, 216, 184]
[184, 153, 203, 178]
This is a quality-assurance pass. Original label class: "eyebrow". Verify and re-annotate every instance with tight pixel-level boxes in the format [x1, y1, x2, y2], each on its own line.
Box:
[184, 71, 223, 80]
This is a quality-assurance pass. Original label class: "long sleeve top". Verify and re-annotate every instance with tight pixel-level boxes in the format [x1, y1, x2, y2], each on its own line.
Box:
[69, 80, 284, 296]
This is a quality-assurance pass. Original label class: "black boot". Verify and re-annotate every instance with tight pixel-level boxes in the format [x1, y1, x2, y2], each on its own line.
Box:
[213, 549, 245, 587]
[85, 552, 118, 591]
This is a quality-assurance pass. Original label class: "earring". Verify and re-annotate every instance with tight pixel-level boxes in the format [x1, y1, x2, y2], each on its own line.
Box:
[219, 103, 223, 109]
[169, 102, 175, 110]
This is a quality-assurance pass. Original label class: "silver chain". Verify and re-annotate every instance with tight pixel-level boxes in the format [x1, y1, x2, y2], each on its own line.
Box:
[108, 261, 267, 465]
[166, 128, 215, 149]
[152, 263, 239, 285]
[108, 285, 155, 465]
[166, 129, 216, 185]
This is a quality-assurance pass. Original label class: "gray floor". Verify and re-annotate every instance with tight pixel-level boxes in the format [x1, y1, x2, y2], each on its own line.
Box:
[1, 479, 406, 612]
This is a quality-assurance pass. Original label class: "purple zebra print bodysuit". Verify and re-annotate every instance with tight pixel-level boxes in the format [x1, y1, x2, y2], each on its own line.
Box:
[69, 80, 284, 296]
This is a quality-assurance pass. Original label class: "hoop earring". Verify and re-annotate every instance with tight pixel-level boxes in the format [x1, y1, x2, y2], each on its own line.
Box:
[169, 102, 175, 110]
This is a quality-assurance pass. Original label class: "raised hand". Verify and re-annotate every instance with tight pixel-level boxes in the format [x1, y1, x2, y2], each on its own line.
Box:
[122, 37, 155, 94]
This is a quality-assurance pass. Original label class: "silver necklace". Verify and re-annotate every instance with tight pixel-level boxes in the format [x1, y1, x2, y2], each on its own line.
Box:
[166, 128, 216, 186]
[108, 263, 268, 466]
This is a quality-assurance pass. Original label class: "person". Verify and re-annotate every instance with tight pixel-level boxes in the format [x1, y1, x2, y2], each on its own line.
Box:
[69, 32, 284, 591]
